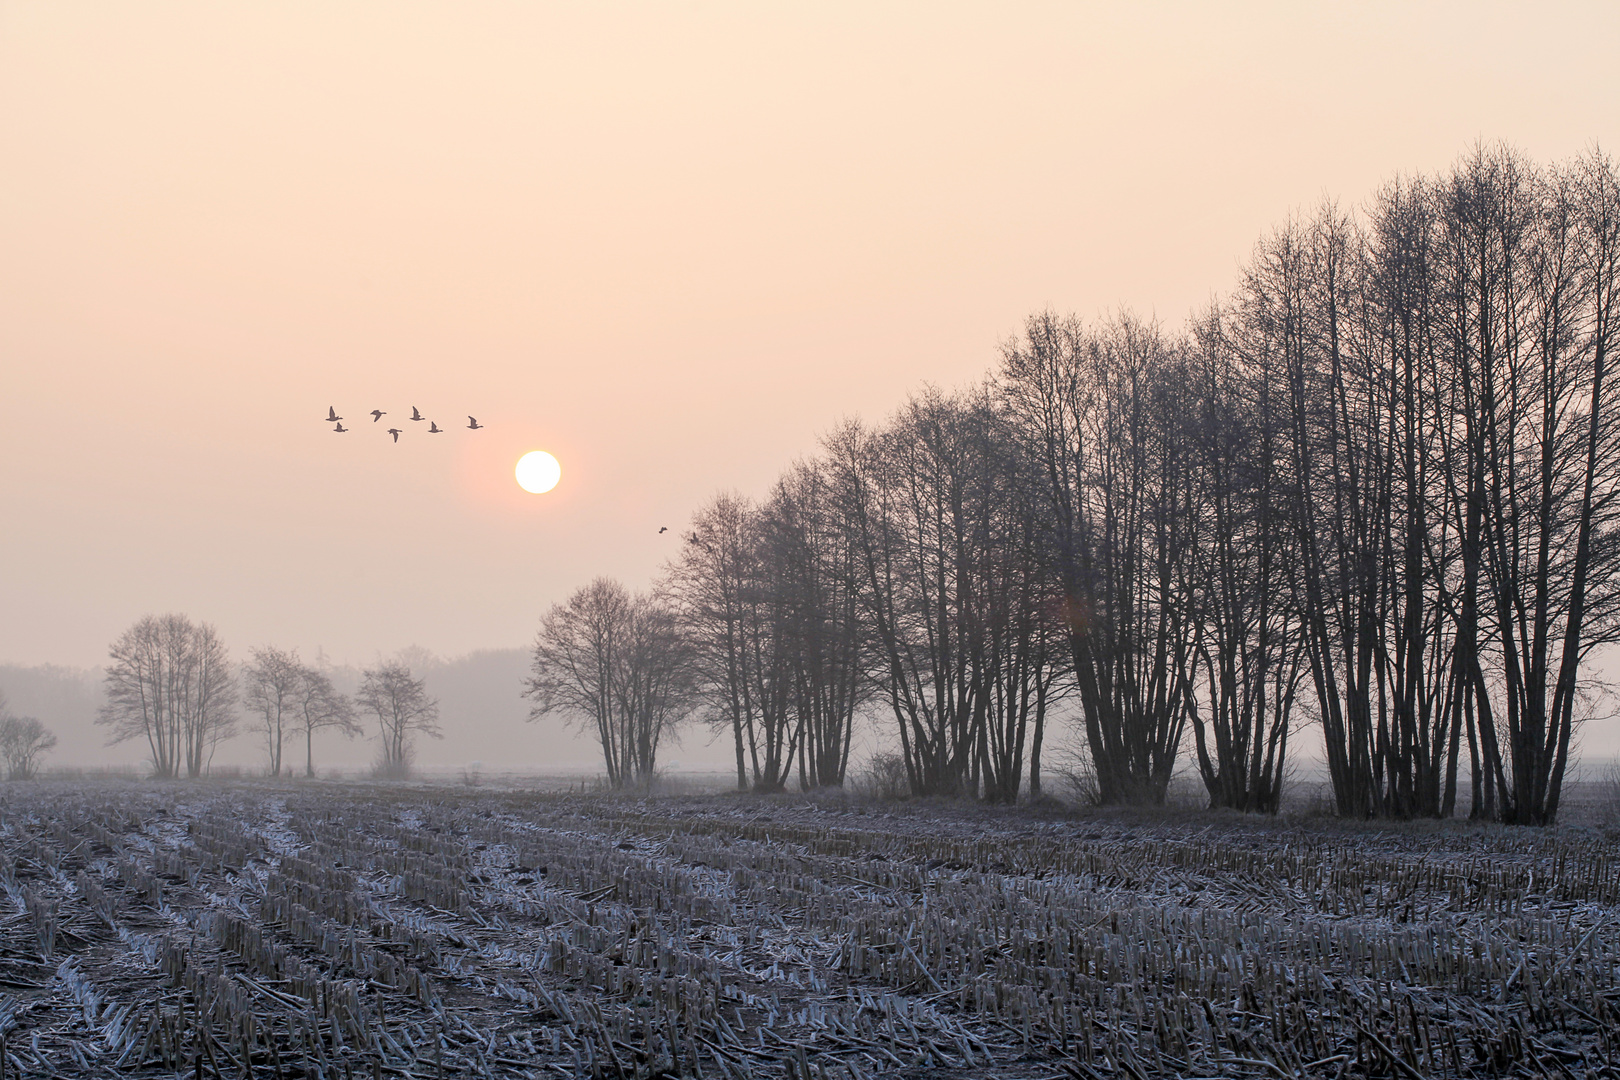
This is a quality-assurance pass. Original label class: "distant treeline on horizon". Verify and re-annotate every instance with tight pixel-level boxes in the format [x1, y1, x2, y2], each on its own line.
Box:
[0, 649, 562, 774]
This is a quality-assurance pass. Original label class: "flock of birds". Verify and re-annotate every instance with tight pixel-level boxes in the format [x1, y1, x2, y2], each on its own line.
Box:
[325, 406, 482, 443]
[328, 404, 673, 533]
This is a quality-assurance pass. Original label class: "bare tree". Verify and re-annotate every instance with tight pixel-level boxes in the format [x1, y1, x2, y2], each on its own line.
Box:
[99, 614, 238, 778]
[825, 388, 1061, 800]
[760, 460, 870, 790]
[0, 715, 57, 780]
[1180, 310, 1305, 813]
[185, 621, 237, 777]
[826, 405, 980, 798]
[614, 598, 698, 785]
[358, 661, 440, 778]
[290, 662, 360, 778]
[1437, 147, 1620, 823]
[525, 578, 697, 788]
[526, 578, 628, 784]
[670, 493, 805, 792]
[1000, 315, 1199, 805]
[670, 476, 869, 794]
[243, 646, 302, 777]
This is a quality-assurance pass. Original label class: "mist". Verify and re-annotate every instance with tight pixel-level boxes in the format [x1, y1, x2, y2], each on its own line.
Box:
[7, 648, 1615, 784]
[0, 649, 743, 778]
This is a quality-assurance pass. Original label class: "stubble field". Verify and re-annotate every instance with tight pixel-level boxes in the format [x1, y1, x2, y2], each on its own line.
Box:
[0, 781, 1616, 1079]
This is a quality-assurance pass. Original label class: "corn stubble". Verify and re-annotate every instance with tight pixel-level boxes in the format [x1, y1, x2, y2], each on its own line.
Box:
[0, 786, 1614, 1078]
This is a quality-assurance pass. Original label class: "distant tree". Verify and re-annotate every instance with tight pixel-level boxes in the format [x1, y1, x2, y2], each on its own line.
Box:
[243, 646, 303, 777]
[524, 578, 697, 788]
[290, 663, 361, 778]
[358, 661, 440, 778]
[0, 715, 57, 780]
[99, 614, 239, 778]
[525, 578, 631, 786]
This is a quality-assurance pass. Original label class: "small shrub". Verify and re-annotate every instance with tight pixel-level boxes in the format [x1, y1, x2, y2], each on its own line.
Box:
[1597, 759, 1620, 826]
[860, 752, 911, 801]
[372, 758, 412, 780]
[1054, 757, 1102, 807]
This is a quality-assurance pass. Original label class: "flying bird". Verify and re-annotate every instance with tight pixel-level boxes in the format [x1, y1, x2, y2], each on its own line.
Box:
[467, 416, 483, 430]
[659, 527, 668, 534]
[410, 406, 425, 421]
[428, 421, 443, 433]
[325, 406, 342, 422]
[333, 422, 348, 433]
[386, 428, 402, 443]
[370, 409, 386, 422]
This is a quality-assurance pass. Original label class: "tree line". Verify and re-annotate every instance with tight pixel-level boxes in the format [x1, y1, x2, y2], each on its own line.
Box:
[95, 614, 442, 779]
[528, 146, 1620, 823]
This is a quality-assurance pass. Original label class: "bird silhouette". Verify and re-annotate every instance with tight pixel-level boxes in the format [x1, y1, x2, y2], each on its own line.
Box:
[370, 409, 386, 422]
[325, 406, 342, 422]
[428, 421, 443, 433]
[467, 416, 483, 430]
[387, 428, 402, 443]
[410, 406, 425, 421]
[659, 526, 668, 534]
[333, 422, 348, 433]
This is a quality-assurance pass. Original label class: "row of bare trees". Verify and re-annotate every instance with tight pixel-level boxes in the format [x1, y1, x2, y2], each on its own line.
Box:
[1203, 146, 1620, 824]
[535, 147, 1620, 823]
[98, 615, 441, 778]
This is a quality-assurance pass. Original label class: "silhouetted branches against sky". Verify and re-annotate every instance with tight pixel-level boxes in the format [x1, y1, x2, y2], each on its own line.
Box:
[548, 145, 1620, 824]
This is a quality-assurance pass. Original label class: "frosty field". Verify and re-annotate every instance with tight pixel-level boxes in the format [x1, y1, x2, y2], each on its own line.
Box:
[1, 782, 1616, 1078]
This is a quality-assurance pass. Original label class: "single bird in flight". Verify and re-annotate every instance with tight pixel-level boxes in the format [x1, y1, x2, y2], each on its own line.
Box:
[333, 422, 348, 433]
[325, 406, 342, 422]
[410, 406, 425, 421]
[467, 416, 483, 430]
[370, 409, 386, 422]
[428, 421, 443, 433]
[659, 526, 668, 534]
[387, 428, 402, 443]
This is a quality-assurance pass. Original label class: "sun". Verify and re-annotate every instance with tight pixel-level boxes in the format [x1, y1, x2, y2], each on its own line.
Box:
[515, 450, 562, 494]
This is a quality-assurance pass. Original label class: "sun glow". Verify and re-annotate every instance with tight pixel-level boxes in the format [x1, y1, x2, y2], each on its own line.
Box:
[515, 450, 562, 494]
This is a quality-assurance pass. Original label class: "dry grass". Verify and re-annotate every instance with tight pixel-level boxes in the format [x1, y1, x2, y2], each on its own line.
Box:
[0, 781, 1615, 1078]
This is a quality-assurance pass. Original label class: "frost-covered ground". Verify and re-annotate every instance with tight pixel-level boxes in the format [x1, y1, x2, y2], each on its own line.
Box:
[0, 781, 1616, 1078]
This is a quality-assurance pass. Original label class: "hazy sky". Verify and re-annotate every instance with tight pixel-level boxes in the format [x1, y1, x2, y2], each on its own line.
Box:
[3, 2, 1618, 678]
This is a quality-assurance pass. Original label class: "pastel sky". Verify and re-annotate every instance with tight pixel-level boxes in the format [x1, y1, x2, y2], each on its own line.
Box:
[3, 2, 1618, 687]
